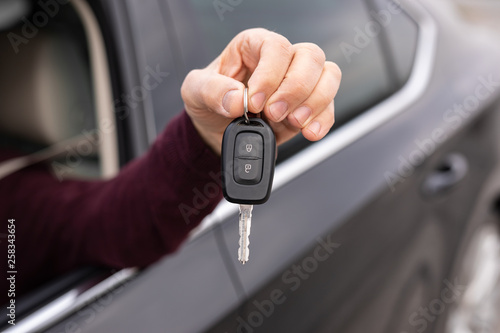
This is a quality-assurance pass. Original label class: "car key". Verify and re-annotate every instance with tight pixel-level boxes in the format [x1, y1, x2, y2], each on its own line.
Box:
[221, 88, 276, 264]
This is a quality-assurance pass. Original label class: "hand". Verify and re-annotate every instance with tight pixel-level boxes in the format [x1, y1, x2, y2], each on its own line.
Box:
[181, 28, 342, 155]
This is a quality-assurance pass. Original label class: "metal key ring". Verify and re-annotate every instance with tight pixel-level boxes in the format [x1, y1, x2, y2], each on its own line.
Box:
[243, 88, 250, 124]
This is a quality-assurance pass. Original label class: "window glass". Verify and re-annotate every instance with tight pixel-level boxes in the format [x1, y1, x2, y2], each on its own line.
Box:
[147, 0, 418, 159]
[183, 0, 393, 125]
[369, 0, 418, 85]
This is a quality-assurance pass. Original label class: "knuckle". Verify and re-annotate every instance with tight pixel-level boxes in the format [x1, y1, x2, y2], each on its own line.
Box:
[253, 27, 270, 33]
[297, 43, 326, 67]
[326, 61, 342, 80]
[316, 88, 335, 108]
[238, 28, 268, 40]
[274, 36, 294, 58]
[287, 77, 311, 99]
[202, 74, 220, 105]
[262, 32, 293, 55]
[327, 102, 336, 125]
[253, 67, 281, 88]
[181, 69, 201, 98]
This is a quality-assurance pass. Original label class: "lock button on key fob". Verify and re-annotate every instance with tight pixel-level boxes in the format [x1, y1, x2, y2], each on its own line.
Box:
[234, 132, 263, 185]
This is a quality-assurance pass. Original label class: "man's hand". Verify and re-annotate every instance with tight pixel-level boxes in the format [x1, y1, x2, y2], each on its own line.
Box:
[181, 28, 342, 155]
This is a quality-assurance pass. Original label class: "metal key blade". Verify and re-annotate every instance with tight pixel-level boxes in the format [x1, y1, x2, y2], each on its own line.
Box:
[238, 204, 253, 264]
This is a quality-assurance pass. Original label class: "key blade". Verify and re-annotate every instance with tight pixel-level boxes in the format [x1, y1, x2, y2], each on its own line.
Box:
[238, 204, 253, 264]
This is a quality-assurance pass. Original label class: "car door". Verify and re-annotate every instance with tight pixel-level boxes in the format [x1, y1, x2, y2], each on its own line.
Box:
[36, 0, 500, 332]
[179, 0, 500, 332]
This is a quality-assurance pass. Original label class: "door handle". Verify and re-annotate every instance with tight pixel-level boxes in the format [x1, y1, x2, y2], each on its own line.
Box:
[421, 153, 468, 197]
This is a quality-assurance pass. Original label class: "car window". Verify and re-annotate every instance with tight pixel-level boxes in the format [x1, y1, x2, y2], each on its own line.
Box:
[186, 0, 393, 123]
[139, 0, 418, 160]
[369, 0, 419, 85]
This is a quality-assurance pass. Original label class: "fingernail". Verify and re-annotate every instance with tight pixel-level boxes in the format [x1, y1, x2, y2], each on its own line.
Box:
[308, 122, 321, 136]
[251, 92, 266, 111]
[293, 106, 312, 126]
[269, 101, 289, 121]
[222, 90, 238, 114]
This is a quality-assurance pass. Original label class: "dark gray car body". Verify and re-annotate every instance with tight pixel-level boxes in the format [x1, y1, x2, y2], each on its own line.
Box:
[6, 0, 500, 332]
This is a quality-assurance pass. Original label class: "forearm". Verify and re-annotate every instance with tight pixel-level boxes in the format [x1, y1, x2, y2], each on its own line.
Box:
[76, 110, 223, 268]
[0, 111, 222, 296]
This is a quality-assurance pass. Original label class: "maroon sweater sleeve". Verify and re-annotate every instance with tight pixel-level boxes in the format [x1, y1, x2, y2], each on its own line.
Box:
[0, 111, 223, 298]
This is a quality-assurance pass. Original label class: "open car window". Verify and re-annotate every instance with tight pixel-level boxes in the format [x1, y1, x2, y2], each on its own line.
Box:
[137, 0, 419, 161]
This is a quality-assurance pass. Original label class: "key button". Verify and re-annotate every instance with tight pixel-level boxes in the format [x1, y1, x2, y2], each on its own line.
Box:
[235, 133, 263, 159]
[234, 158, 263, 185]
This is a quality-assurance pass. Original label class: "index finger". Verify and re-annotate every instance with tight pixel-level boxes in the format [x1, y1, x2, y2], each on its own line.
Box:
[243, 29, 294, 113]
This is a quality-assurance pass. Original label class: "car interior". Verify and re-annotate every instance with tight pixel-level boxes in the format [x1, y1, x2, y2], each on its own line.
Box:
[0, 0, 99, 177]
[0, 0, 118, 328]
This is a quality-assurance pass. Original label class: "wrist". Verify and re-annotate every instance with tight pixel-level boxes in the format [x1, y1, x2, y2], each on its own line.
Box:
[190, 120, 222, 156]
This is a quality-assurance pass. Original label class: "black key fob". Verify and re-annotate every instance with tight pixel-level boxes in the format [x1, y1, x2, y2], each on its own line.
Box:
[221, 117, 276, 205]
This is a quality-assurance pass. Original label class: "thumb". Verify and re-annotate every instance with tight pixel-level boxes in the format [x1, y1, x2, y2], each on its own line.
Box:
[181, 68, 246, 118]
